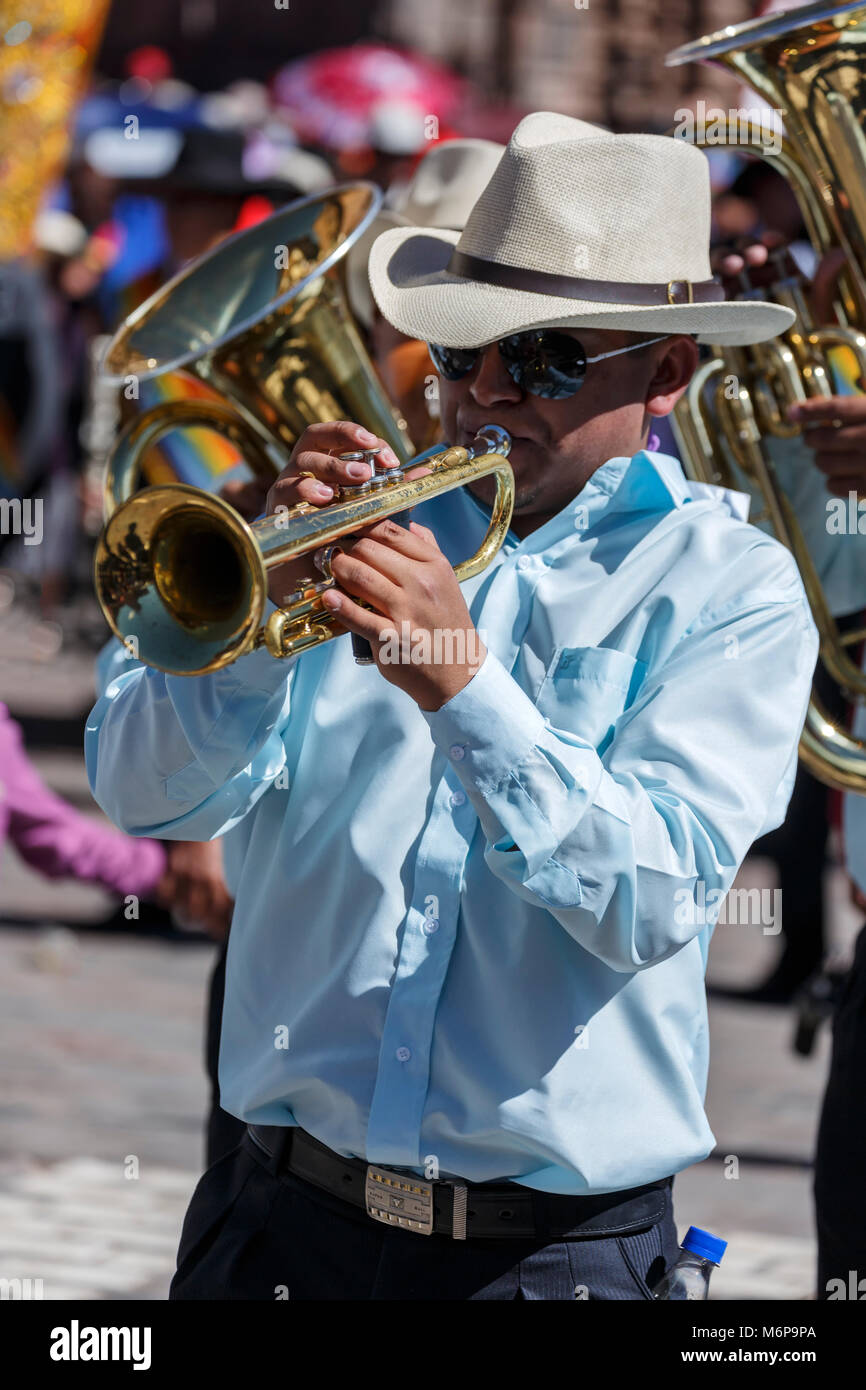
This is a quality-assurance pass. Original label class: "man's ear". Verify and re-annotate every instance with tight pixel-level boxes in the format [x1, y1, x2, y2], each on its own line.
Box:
[646, 335, 700, 418]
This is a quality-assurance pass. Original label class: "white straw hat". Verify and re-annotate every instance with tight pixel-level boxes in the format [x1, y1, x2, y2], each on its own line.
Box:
[346, 136, 505, 328]
[368, 110, 795, 348]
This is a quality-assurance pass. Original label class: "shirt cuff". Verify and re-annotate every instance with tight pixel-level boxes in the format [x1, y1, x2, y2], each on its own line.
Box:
[421, 648, 548, 794]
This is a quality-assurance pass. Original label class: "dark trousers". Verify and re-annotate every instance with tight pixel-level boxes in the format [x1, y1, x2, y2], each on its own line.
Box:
[169, 1132, 680, 1300]
[204, 937, 247, 1168]
[814, 920, 866, 1296]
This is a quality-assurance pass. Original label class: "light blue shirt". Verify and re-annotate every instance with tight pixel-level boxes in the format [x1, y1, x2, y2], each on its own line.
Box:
[85, 448, 818, 1194]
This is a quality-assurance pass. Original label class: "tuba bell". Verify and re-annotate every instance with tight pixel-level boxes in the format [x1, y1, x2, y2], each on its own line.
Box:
[666, 0, 866, 793]
[98, 182, 416, 515]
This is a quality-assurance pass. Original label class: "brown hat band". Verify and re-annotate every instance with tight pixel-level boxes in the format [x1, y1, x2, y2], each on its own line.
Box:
[446, 250, 726, 307]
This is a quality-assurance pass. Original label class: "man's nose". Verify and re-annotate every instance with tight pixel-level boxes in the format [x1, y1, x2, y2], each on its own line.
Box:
[469, 343, 522, 406]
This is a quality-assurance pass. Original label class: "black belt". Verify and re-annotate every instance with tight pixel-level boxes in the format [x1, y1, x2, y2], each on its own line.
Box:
[246, 1124, 672, 1241]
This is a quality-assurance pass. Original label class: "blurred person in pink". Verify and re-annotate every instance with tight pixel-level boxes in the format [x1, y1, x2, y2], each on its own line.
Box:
[0, 699, 166, 905]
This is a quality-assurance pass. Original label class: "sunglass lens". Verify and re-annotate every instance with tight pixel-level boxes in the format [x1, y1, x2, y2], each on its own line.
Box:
[499, 331, 588, 399]
[428, 343, 480, 381]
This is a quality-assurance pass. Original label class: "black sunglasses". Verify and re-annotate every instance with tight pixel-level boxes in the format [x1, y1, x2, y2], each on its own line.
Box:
[428, 330, 668, 400]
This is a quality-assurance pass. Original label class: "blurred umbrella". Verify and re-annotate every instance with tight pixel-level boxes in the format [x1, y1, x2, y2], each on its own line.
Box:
[272, 43, 464, 151]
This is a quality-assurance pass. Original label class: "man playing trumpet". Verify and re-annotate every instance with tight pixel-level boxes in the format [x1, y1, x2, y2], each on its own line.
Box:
[87, 112, 818, 1300]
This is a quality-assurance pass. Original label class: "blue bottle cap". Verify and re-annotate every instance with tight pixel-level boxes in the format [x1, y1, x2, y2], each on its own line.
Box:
[682, 1225, 727, 1264]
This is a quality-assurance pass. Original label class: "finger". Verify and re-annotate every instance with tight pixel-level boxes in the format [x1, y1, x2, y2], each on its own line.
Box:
[813, 451, 866, 478]
[408, 520, 442, 551]
[289, 420, 392, 463]
[341, 534, 423, 585]
[403, 463, 433, 483]
[320, 586, 397, 644]
[203, 912, 231, 942]
[295, 474, 337, 504]
[154, 870, 176, 906]
[800, 426, 866, 452]
[269, 423, 402, 499]
[713, 250, 745, 277]
[826, 475, 866, 498]
[186, 880, 210, 924]
[787, 395, 866, 423]
[292, 443, 401, 491]
[740, 241, 770, 267]
[759, 230, 787, 251]
[329, 548, 402, 611]
[349, 517, 432, 560]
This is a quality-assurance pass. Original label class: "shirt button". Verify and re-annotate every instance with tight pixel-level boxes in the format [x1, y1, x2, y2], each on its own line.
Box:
[423, 917, 439, 935]
[450, 744, 465, 761]
[396, 1046, 411, 1062]
[450, 789, 466, 808]
[517, 555, 532, 570]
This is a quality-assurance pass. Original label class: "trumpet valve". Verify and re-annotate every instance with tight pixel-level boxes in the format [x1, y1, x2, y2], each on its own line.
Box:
[336, 447, 404, 495]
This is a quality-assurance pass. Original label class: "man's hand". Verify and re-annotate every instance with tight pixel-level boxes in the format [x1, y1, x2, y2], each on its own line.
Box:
[262, 420, 405, 608]
[710, 232, 793, 296]
[155, 840, 233, 940]
[711, 237, 866, 497]
[785, 395, 866, 498]
[319, 517, 487, 711]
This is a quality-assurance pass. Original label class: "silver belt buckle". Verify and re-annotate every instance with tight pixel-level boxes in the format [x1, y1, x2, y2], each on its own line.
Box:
[365, 1165, 435, 1235]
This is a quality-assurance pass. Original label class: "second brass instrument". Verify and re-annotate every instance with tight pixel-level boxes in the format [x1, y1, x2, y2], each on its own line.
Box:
[99, 182, 416, 513]
[667, 0, 866, 793]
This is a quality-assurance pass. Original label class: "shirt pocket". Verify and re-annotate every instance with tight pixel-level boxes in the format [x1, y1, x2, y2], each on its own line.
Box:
[534, 645, 647, 756]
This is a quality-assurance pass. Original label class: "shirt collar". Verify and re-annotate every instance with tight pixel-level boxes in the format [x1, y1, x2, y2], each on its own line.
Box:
[462, 447, 751, 554]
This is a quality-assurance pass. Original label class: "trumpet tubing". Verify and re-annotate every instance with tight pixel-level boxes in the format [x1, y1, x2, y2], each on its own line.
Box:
[94, 428, 514, 677]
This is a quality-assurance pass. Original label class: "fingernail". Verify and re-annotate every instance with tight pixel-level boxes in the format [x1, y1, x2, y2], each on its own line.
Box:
[323, 589, 342, 609]
[356, 428, 378, 445]
[382, 447, 399, 465]
[313, 483, 333, 499]
[348, 461, 370, 478]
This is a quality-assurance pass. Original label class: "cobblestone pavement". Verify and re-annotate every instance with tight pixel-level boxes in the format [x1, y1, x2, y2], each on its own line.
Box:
[0, 594, 860, 1301]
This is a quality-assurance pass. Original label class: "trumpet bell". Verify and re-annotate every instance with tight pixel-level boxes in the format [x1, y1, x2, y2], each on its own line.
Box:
[95, 486, 267, 676]
[94, 430, 515, 677]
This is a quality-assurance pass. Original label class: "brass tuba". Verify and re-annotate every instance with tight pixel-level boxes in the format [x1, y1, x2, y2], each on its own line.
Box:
[98, 182, 416, 514]
[666, 0, 866, 793]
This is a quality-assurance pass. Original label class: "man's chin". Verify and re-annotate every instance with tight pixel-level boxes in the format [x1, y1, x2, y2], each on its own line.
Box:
[468, 474, 541, 515]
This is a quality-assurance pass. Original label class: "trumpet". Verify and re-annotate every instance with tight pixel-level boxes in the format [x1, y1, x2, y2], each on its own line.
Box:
[93, 427, 514, 677]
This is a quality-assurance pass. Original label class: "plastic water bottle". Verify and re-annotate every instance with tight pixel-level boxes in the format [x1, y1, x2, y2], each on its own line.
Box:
[652, 1226, 727, 1300]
